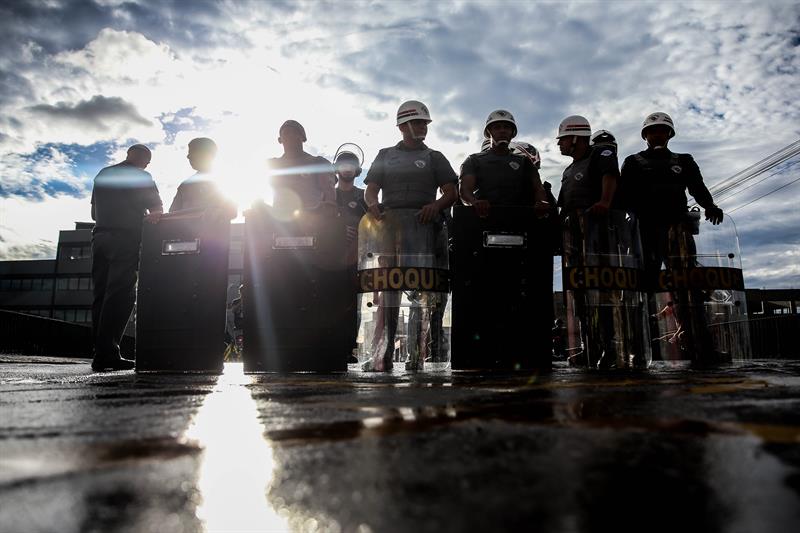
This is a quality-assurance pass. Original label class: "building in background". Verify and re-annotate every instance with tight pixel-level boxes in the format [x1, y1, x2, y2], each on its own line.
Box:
[0, 222, 245, 326]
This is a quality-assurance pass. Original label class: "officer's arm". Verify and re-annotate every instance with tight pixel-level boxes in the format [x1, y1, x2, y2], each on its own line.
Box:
[459, 172, 480, 206]
[364, 182, 382, 220]
[435, 182, 458, 211]
[685, 157, 723, 224]
[144, 179, 164, 223]
[588, 151, 620, 215]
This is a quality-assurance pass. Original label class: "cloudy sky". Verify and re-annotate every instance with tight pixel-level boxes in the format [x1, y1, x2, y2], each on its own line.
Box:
[0, 0, 798, 288]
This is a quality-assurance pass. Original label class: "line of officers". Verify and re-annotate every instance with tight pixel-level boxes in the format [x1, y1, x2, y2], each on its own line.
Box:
[88, 99, 723, 372]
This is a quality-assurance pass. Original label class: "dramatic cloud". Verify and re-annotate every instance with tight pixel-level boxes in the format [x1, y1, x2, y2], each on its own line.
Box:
[27, 95, 152, 130]
[0, 0, 797, 288]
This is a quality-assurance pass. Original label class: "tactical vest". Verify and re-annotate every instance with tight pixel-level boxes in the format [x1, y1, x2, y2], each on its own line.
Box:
[632, 152, 691, 218]
[559, 152, 596, 212]
[470, 152, 532, 206]
[380, 147, 437, 209]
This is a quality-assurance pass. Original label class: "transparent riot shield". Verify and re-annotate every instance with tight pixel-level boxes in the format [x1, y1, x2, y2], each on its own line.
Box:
[649, 210, 751, 364]
[356, 209, 450, 372]
[562, 210, 651, 370]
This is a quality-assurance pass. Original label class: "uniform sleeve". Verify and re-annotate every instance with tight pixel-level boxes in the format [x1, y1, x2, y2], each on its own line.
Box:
[143, 175, 163, 211]
[595, 148, 620, 177]
[431, 151, 458, 187]
[459, 155, 476, 180]
[363, 149, 386, 187]
[168, 184, 183, 213]
[616, 155, 640, 211]
[683, 155, 715, 208]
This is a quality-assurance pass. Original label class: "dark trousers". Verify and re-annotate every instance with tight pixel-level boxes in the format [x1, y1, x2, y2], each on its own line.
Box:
[91, 231, 140, 361]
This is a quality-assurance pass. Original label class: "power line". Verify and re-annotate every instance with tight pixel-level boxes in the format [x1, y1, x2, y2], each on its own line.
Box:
[716, 159, 800, 206]
[728, 176, 800, 214]
[690, 138, 800, 208]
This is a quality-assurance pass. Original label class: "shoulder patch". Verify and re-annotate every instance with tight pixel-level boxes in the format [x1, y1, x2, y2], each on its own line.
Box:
[600, 149, 613, 157]
[414, 160, 426, 169]
[671, 165, 683, 174]
[509, 161, 520, 170]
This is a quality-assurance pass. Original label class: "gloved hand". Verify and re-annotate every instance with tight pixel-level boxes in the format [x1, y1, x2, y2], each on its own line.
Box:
[705, 205, 723, 225]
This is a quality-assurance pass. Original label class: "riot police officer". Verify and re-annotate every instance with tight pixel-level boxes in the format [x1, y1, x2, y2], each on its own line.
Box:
[619, 112, 723, 263]
[169, 137, 236, 218]
[619, 112, 724, 363]
[556, 116, 623, 368]
[90, 144, 163, 371]
[556, 115, 619, 216]
[361, 100, 457, 371]
[269, 120, 337, 215]
[459, 110, 549, 215]
[364, 100, 457, 221]
[334, 145, 368, 360]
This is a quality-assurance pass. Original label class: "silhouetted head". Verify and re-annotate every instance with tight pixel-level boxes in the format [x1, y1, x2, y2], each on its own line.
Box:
[187, 137, 217, 172]
[279, 120, 306, 154]
[126, 144, 151, 169]
[334, 152, 361, 182]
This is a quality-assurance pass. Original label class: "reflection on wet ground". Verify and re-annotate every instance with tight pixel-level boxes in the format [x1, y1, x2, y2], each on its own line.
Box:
[0, 358, 799, 532]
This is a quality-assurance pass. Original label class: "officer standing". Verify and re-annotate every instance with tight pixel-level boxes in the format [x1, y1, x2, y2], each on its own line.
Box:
[334, 146, 368, 359]
[90, 144, 163, 371]
[269, 120, 337, 215]
[459, 110, 549, 215]
[362, 100, 458, 370]
[169, 137, 236, 218]
[556, 115, 619, 217]
[619, 112, 724, 362]
[619, 112, 723, 274]
[556, 116, 621, 367]
[364, 100, 457, 222]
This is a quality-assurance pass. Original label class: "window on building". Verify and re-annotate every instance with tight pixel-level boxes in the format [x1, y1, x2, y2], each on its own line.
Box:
[31, 278, 42, 290]
[64, 309, 76, 322]
[68, 278, 78, 291]
[75, 309, 89, 322]
[79, 278, 90, 291]
[21, 279, 32, 290]
[66, 245, 91, 260]
[0, 279, 10, 291]
[11, 279, 21, 290]
[53, 309, 65, 321]
[57, 278, 68, 290]
[42, 278, 54, 291]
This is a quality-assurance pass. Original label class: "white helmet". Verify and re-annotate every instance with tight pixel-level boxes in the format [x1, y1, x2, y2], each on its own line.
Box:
[396, 100, 432, 126]
[481, 138, 492, 151]
[483, 109, 517, 139]
[556, 115, 591, 138]
[590, 130, 617, 147]
[641, 112, 675, 139]
[511, 141, 541, 169]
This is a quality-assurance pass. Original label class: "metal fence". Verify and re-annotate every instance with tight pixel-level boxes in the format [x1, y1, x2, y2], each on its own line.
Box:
[747, 314, 800, 359]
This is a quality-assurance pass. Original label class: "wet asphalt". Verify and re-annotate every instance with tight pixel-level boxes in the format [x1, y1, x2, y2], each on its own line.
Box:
[1, 356, 799, 533]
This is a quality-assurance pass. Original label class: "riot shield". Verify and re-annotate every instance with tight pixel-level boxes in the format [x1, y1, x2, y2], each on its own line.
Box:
[242, 206, 350, 372]
[356, 209, 450, 372]
[136, 212, 231, 373]
[562, 210, 651, 370]
[649, 211, 751, 364]
[450, 206, 553, 370]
